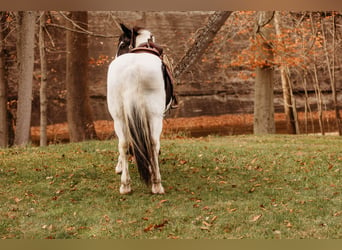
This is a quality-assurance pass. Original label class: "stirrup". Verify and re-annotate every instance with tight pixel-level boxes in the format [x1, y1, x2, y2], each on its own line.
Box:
[171, 104, 178, 109]
[171, 96, 178, 109]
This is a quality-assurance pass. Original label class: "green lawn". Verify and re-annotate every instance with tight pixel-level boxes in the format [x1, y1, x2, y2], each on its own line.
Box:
[0, 135, 341, 239]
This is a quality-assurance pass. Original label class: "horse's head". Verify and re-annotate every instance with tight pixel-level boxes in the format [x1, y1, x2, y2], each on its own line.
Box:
[116, 23, 155, 57]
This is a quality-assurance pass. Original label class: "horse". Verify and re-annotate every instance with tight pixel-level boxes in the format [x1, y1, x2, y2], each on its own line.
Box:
[107, 23, 173, 194]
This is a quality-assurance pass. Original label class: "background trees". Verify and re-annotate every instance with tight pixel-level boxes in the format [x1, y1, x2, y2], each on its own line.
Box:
[230, 11, 341, 135]
[0, 11, 99, 147]
[0, 11, 341, 148]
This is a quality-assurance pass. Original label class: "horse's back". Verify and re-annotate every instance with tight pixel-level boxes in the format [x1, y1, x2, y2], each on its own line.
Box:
[107, 53, 165, 117]
[108, 53, 163, 88]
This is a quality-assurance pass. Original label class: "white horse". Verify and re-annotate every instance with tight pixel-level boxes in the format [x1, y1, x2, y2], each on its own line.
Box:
[107, 24, 171, 194]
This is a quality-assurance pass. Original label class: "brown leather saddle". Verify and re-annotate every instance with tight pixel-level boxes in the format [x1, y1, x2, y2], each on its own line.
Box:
[130, 41, 178, 111]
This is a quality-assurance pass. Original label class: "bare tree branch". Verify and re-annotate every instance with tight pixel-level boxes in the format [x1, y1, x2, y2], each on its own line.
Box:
[173, 11, 233, 79]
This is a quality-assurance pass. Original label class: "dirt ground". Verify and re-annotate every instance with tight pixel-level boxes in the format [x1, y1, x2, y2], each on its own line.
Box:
[30, 110, 340, 144]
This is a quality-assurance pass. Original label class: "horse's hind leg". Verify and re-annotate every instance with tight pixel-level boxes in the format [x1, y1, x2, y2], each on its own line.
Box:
[114, 119, 131, 194]
[151, 117, 165, 194]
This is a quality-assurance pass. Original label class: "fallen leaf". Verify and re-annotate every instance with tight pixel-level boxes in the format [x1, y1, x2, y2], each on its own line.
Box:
[202, 221, 211, 227]
[154, 219, 168, 230]
[66, 226, 75, 231]
[168, 235, 180, 239]
[14, 197, 22, 203]
[211, 216, 218, 222]
[103, 215, 110, 223]
[144, 224, 154, 232]
[227, 208, 237, 213]
[251, 214, 262, 222]
[333, 212, 341, 217]
[159, 199, 168, 204]
[144, 219, 168, 232]
[55, 190, 64, 195]
[286, 222, 293, 228]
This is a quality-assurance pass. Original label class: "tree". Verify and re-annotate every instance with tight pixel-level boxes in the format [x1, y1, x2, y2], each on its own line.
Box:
[66, 11, 97, 142]
[0, 12, 8, 147]
[253, 11, 276, 134]
[39, 11, 48, 146]
[321, 13, 342, 135]
[174, 11, 232, 79]
[274, 11, 299, 134]
[14, 11, 36, 146]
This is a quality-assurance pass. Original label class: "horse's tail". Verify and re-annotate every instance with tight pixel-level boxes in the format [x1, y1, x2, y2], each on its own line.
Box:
[124, 102, 155, 185]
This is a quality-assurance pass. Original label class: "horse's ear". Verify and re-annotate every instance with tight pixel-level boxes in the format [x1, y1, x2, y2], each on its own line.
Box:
[120, 23, 131, 36]
[132, 26, 140, 36]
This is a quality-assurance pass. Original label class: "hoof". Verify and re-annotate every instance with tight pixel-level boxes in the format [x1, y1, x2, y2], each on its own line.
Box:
[120, 184, 132, 194]
[152, 183, 165, 194]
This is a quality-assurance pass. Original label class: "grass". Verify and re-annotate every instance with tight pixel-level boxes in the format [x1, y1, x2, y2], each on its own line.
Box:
[0, 134, 341, 239]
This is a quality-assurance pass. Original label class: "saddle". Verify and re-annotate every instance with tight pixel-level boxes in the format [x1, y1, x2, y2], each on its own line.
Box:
[130, 41, 178, 111]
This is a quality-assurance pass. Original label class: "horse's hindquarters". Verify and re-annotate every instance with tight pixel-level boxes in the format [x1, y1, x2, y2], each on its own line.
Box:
[107, 53, 165, 194]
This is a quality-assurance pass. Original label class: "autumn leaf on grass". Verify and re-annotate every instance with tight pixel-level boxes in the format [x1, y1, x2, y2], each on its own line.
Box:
[250, 214, 262, 222]
[144, 224, 154, 232]
[159, 199, 168, 205]
[200, 226, 210, 231]
[179, 160, 187, 165]
[250, 158, 257, 165]
[144, 219, 168, 232]
[14, 197, 22, 203]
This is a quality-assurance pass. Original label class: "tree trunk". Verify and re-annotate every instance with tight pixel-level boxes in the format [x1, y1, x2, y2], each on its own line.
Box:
[173, 11, 232, 79]
[321, 14, 342, 135]
[253, 11, 276, 134]
[310, 13, 325, 135]
[39, 11, 48, 146]
[66, 11, 97, 142]
[274, 11, 299, 134]
[0, 12, 8, 147]
[14, 11, 36, 146]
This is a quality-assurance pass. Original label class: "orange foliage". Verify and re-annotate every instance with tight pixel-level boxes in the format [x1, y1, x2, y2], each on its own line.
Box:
[229, 11, 335, 78]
